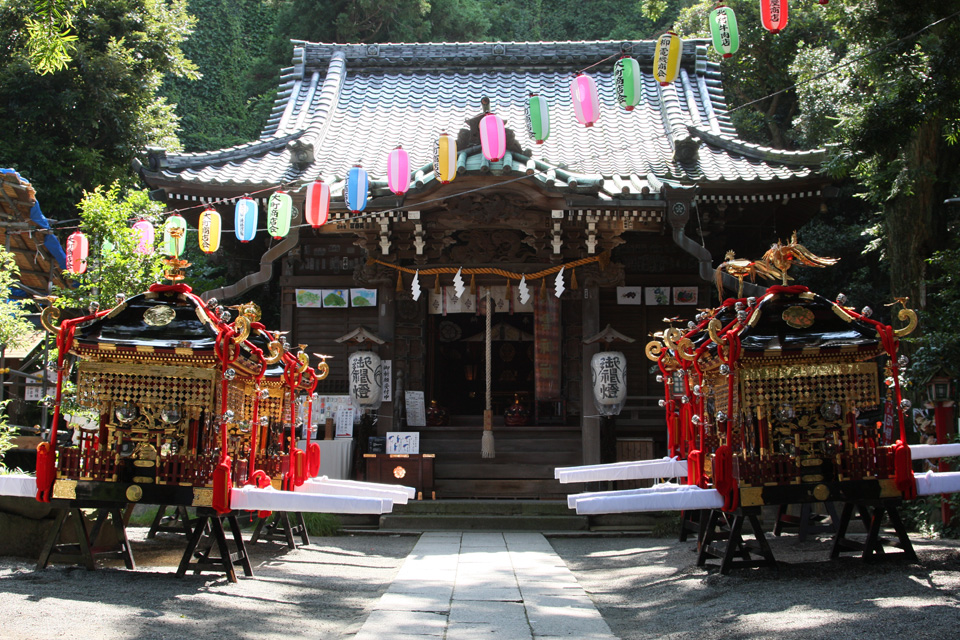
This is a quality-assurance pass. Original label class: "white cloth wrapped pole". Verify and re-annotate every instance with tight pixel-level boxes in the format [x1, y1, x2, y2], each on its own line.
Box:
[567, 482, 687, 510]
[910, 444, 960, 460]
[0, 474, 36, 498]
[915, 471, 960, 496]
[296, 477, 411, 504]
[230, 485, 391, 514]
[573, 485, 724, 515]
[555, 457, 687, 483]
[305, 476, 416, 500]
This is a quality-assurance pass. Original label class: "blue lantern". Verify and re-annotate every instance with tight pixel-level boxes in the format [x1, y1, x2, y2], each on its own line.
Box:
[234, 197, 258, 243]
[345, 165, 369, 213]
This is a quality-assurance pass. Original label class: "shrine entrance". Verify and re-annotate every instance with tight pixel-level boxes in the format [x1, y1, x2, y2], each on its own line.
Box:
[429, 312, 535, 417]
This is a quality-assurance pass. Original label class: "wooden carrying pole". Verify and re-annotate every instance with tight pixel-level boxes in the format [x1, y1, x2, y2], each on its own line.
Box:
[482, 288, 495, 458]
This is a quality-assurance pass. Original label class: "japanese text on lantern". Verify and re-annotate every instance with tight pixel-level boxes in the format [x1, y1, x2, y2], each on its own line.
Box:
[597, 355, 623, 400]
[351, 355, 375, 400]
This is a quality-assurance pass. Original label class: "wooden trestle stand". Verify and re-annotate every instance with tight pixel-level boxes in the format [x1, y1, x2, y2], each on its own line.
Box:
[176, 508, 253, 583]
[696, 507, 777, 575]
[249, 511, 310, 549]
[148, 505, 195, 538]
[830, 499, 917, 563]
[37, 502, 136, 571]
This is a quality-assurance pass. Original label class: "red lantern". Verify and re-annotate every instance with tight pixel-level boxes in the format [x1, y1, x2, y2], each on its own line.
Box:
[304, 181, 330, 228]
[65, 231, 88, 275]
[479, 113, 506, 161]
[760, 0, 789, 34]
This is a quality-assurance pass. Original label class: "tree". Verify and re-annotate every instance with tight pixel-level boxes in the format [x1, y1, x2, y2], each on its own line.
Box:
[0, 0, 198, 219]
[21, 0, 87, 74]
[161, 0, 276, 152]
[0, 247, 36, 351]
[53, 184, 167, 311]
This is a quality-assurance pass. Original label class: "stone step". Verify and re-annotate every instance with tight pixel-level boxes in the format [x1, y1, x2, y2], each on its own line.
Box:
[391, 499, 574, 516]
[378, 513, 590, 532]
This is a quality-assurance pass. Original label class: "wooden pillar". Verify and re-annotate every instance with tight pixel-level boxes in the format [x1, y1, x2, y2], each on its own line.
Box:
[378, 283, 395, 433]
[581, 284, 601, 465]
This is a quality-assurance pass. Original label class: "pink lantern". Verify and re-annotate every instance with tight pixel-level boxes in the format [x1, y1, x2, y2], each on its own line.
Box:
[65, 231, 88, 275]
[479, 113, 506, 161]
[760, 0, 789, 34]
[387, 146, 410, 195]
[132, 220, 155, 255]
[304, 181, 330, 228]
[570, 74, 600, 127]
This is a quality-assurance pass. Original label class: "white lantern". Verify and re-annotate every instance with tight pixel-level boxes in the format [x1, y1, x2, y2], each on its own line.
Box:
[591, 351, 627, 416]
[348, 351, 383, 410]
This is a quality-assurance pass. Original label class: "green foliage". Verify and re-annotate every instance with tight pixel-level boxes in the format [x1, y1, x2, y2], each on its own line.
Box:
[0, 400, 15, 470]
[162, 0, 276, 152]
[0, 0, 197, 219]
[54, 184, 167, 310]
[302, 511, 342, 536]
[0, 247, 37, 351]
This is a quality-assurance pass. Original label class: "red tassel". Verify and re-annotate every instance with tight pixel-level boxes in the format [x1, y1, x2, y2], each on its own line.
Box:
[212, 458, 232, 514]
[893, 441, 917, 500]
[307, 442, 321, 478]
[35, 442, 55, 502]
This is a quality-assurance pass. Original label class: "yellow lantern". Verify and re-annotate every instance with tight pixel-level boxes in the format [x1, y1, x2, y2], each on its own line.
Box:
[198, 208, 222, 253]
[434, 132, 457, 184]
[653, 32, 682, 86]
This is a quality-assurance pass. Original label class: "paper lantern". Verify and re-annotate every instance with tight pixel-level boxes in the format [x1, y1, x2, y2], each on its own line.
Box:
[266, 190, 292, 239]
[525, 93, 550, 144]
[304, 181, 330, 228]
[614, 57, 643, 111]
[653, 32, 682, 86]
[387, 146, 410, 195]
[102, 237, 115, 254]
[234, 197, 258, 243]
[345, 165, 369, 213]
[434, 132, 457, 183]
[479, 113, 506, 161]
[760, 0, 789, 34]
[162, 214, 187, 257]
[198, 208, 221, 253]
[65, 231, 88, 275]
[132, 220, 155, 255]
[709, 5, 739, 58]
[348, 351, 383, 410]
[570, 73, 600, 127]
[591, 351, 627, 416]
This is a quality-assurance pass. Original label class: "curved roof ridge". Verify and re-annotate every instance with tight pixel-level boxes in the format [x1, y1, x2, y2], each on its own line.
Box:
[687, 125, 831, 167]
[294, 38, 710, 70]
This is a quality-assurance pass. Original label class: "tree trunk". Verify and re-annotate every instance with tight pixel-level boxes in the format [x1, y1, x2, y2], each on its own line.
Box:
[884, 118, 956, 312]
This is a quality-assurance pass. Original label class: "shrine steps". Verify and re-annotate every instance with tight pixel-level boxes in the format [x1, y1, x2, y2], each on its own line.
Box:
[417, 424, 585, 500]
[347, 499, 670, 534]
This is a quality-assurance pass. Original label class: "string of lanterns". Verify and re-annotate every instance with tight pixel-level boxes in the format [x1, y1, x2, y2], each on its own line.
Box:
[60, 0, 829, 275]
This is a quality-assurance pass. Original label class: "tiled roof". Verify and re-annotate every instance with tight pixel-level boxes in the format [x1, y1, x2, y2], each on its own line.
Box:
[141, 40, 826, 201]
[0, 169, 66, 293]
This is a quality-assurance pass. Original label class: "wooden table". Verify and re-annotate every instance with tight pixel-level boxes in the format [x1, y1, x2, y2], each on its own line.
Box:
[364, 453, 435, 499]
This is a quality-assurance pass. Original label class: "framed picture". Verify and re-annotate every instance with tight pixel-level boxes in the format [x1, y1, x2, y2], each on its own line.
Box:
[321, 288, 348, 308]
[386, 432, 420, 454]
[350, 288, 377, 308]
[673, 286, 698, 306]
[645, 286, 670, 306]
[616, 286, 644, 305]
[295, 289, 324, 308]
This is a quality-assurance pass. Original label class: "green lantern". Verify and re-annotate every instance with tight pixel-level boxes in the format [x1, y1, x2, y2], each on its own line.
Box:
[709, 5, 740, 58]
[614, 57, 643, 111]
[162, 214, 187, 258]
[525, 93, 550, 144]
[267, 190, 293, 239]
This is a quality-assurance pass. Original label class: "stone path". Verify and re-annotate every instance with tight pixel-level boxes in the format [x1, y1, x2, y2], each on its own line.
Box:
[354, 531, 616, 640]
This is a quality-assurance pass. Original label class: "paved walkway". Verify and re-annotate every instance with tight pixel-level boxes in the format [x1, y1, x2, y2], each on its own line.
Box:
[353, 531, 616, 639]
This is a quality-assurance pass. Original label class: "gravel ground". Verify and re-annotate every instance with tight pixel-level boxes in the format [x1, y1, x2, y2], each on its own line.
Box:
[550, 533, 960, 640]
[1, 526, 958, 639]
[0, 528, 418, 640]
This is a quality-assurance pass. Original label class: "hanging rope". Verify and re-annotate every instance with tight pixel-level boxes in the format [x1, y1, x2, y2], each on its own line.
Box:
[482, 287, 495, 458]
[367, 251, 609, 283]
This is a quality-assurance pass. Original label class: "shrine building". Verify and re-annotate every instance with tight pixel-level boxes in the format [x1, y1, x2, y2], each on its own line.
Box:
[138, 40, 832, 498]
